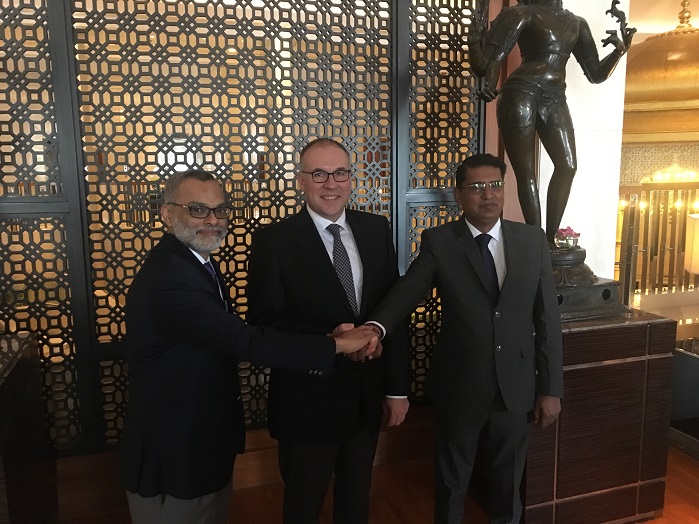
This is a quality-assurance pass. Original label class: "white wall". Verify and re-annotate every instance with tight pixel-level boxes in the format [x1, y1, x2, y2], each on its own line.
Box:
[537, 0, 628, 279]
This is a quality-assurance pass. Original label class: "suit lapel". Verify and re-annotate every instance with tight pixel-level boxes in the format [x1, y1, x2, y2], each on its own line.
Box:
[162, 233, 229, 309]
[291, 208, 358, 317]
[346, 211, 372, 317]
[499, 220, 525, 297]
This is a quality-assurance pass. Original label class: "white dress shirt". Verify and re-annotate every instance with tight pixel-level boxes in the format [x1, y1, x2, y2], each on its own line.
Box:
[306, 206, 364, 311]
[464, 218, 507, 288]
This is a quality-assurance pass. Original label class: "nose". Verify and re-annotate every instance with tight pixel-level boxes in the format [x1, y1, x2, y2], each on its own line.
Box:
[322, 176, 339, 188]
[481, 186, 495, 199]
[204, 210, 223, 226]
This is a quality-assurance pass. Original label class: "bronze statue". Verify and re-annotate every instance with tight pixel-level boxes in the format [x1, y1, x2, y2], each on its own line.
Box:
[469, 0, 635, 248]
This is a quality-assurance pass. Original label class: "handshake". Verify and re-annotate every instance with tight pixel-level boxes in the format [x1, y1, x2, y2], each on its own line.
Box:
[331, 322, 383, 362]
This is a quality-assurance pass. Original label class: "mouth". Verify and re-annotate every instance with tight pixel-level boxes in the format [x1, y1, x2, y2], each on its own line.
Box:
[197, 227, 226, 237]
[321, 195, 341, 201]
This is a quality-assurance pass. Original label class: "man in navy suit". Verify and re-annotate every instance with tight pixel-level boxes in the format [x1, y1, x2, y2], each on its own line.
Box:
[247, 138, 410, 523]
[368, 154, 563, 523]
[120, 169, 378, 524]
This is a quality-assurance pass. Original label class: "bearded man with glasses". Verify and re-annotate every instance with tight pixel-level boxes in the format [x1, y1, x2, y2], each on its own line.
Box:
[247, 138, 410, 523]
[367, 153, 563, 523]
[121, 168, 380, 524]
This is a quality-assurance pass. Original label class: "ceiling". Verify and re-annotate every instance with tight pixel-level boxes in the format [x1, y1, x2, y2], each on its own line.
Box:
[629, 0, 690, 42]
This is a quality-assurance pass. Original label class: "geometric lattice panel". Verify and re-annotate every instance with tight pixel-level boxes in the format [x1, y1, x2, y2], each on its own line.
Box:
[621, 143, 699, 186]
[0, 216, 79, 448]
[406, 203, 461, 402]
[71, 0, 395, 429]
[409, 0, 479, 190]
[0, 0, 61, 197]
[99, 359, 129, 446]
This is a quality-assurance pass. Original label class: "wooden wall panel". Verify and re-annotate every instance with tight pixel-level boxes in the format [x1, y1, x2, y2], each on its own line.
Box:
[638, 480, 666, 514]
[555, 486, 637, 524]
[557, 362, 645, 498]
[523, 503, 553, 524]
[648, 320, 677, 356]
[525, 423, 556, 505]
[642, 356, 674, 481]
[562, 324, 647, 366]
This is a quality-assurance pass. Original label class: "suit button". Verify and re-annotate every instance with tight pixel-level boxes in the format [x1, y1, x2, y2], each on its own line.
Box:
[317, 371, 323, 376]
[496, 345, 502, 351]
[495, 311, 501, 318]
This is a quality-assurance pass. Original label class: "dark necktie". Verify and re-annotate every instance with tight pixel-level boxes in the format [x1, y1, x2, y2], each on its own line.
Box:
[475, 233, 499, 300]
[326, 224, 359, 316]
[204, 260, 218, 282]
[204, 260, 228, 311]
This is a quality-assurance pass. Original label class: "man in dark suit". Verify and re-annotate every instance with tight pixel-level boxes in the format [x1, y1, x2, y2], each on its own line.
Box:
[120, 169, 378, 524]
[247, 138, 410, 524]
[368, 153, 563, 523]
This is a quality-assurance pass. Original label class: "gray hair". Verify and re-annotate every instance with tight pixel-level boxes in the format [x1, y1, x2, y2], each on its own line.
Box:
[162, 169, 217, 203]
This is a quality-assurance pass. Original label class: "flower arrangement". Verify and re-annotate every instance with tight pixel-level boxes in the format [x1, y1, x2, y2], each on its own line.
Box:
[555, 226, 580, 248]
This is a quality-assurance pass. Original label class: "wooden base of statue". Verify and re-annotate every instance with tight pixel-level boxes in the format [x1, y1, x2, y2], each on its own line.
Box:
[524, 310, 675, 523]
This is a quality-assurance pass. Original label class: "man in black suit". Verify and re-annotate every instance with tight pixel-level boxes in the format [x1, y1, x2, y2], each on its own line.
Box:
[120, 169, 378, 524]
[247, 138, 410, 524]
[368, 154, 563, 523]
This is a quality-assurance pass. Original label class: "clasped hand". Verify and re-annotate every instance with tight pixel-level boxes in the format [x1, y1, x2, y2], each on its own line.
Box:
[331, 323, 383, 362]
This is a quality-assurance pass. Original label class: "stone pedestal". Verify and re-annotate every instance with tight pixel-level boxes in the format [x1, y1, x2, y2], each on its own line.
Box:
[551, 245, 627, 321]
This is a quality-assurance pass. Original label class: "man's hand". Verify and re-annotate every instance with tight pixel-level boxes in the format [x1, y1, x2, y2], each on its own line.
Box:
[332, 325, 379, 356]
[383, 397, 409, 427]
[352, 323, 384, 362]
[533, 395, 561, 428]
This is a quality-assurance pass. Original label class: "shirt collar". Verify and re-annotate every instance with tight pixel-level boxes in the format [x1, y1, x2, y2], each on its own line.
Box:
[464, 218, 502, 242]
[188, 248, 210, 265]
[306, 205, 348, 231]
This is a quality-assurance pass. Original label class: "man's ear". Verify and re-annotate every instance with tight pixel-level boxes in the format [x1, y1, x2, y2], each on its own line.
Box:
[160, 204, 172, 229]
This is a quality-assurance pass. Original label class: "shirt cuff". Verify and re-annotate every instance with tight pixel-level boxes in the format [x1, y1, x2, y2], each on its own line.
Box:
[365, 320, 386, 339]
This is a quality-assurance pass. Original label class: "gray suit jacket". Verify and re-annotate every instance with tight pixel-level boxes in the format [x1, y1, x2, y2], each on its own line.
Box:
[371, 218, 563, 426]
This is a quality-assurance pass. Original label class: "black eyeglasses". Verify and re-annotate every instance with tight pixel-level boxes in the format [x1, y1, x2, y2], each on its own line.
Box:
[166, 203, 233, 219]
[459, 180, 505, 194]
[299, 169, 352, 183]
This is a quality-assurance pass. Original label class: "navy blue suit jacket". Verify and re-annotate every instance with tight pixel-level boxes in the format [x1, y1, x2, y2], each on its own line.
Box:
[121, 233, 337, 499]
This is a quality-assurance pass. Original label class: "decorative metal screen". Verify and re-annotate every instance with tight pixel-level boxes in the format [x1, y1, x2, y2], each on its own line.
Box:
[71, 0, 394, 429]
[0, 0, 61, 196]
[409, 0, 479, 190]
[0, 217, 79, 447]
[1, 0, 481, 451]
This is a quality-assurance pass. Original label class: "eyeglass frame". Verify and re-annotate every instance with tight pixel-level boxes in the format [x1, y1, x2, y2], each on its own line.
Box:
[458, 180, 505, 194]
[165, 202, 233, 219]
[298, 168, 352, 183]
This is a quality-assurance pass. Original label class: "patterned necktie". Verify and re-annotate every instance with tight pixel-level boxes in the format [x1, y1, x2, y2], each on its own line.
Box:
[326, 224, 359, 316]
[475, 233, 500, 300]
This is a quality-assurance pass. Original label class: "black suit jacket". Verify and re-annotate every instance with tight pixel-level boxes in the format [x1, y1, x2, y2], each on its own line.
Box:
[247, 208, 410, 444]
[371, 219, 563, 432]
[121, 233, 338, 499]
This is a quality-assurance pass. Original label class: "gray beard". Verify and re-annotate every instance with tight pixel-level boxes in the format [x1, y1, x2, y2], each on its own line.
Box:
[170, 218, 227, 256]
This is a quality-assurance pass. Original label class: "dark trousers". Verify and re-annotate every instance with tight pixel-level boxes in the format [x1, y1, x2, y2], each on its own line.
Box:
[434, 393, 530, 524]
[278, 426, 380, 524]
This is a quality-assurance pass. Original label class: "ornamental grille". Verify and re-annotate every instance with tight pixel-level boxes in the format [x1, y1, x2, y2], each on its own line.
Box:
[409, 0, 479, 190]
[0, 0, 480, 450]
[0, 217, 79, 448]
[0, 0, 61, 197]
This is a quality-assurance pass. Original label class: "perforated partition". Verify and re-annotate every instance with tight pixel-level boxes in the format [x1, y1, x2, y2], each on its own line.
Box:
[0, 0, 480, 452]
